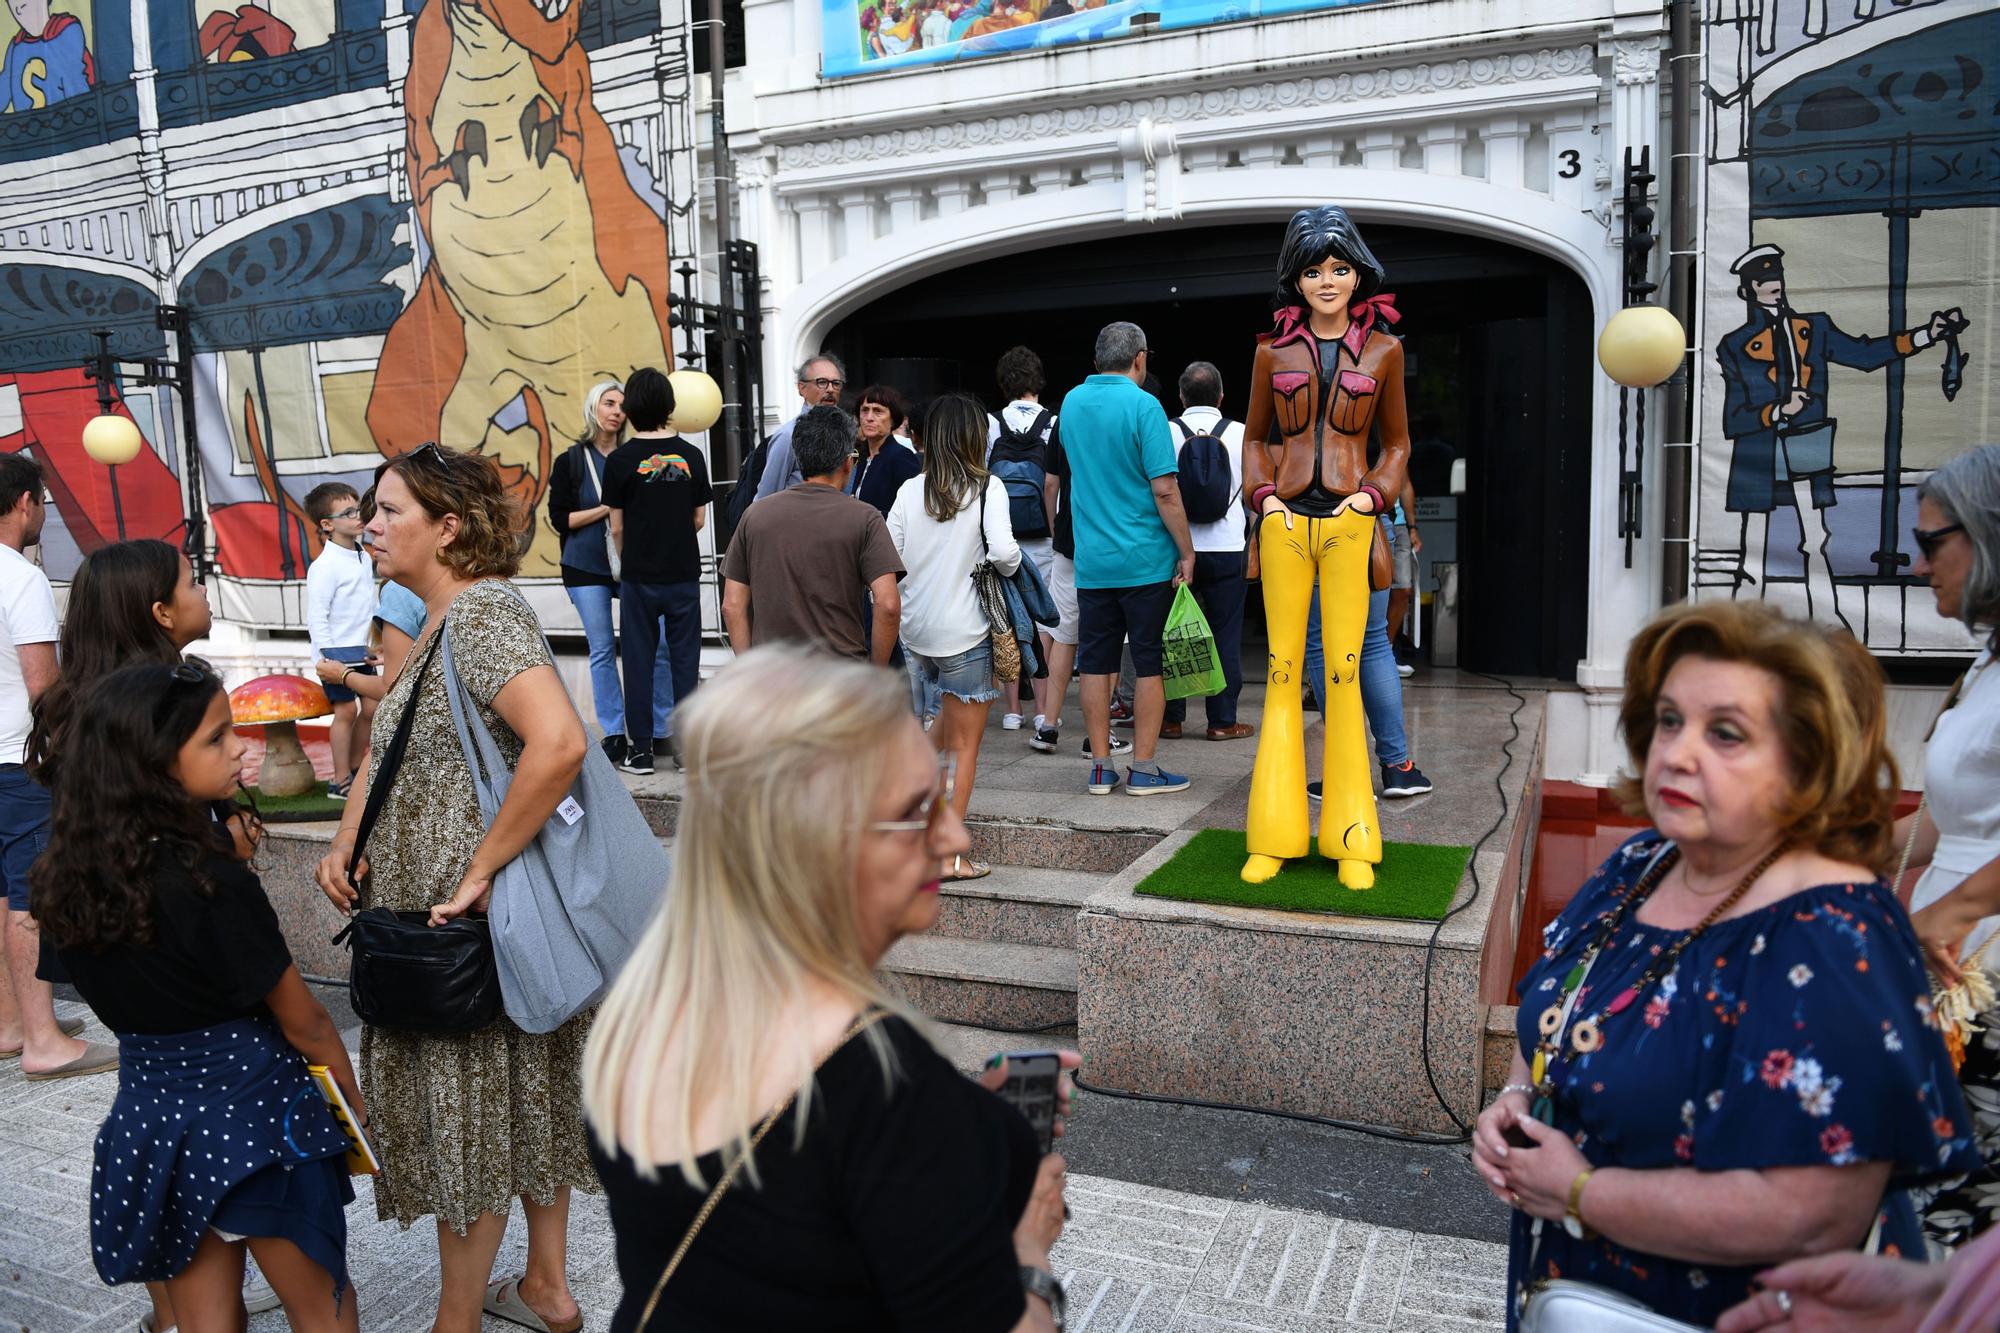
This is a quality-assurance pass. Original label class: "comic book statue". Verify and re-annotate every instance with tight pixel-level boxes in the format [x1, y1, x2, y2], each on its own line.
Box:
[1241, 207, 1408, 889]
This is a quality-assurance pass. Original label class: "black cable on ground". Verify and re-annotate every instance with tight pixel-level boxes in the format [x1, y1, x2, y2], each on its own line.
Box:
[1067, 669, 1533, 1150]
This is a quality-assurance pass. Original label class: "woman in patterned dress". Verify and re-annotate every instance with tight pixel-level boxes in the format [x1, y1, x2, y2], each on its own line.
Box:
[1904, 446, 2000, 1250]
[1473, 601, 1977, 1329]
[314, 443, 592, 1333]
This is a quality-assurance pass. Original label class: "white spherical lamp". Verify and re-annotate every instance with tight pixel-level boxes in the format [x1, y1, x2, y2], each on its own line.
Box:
[667, 369, 724, 434]
[81, 414, 144, 466]
[1597, 306, 1687, 389]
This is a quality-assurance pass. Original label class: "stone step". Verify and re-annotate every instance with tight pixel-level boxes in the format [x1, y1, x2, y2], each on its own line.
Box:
[1483, 1004, 1518, 1094]
[927, 1020, 1080, 1076]
[932, 866, 1100, 949]
[881, 934, 1077, 1031]
[625, 790, 1158, 873]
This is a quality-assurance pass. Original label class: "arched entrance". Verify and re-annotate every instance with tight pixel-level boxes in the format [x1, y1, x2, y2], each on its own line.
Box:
[825, 221, 1593, 679]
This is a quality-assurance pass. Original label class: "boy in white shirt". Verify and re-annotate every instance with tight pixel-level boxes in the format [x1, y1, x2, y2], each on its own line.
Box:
[305, 483, 376, 796]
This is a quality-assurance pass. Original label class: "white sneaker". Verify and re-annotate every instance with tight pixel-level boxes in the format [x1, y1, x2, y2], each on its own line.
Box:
[1033, 714, 1048, 731]
[1396, 662, 1414, 678]
[1002, 713, 1024, 730]
[245, 1260, 282, 1314]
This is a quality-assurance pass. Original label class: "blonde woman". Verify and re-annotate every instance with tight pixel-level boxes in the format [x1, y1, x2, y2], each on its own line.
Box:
[545, 379, 668, 765]
[583, 646, 1072, 1332]
[887, 392, 1021, 881]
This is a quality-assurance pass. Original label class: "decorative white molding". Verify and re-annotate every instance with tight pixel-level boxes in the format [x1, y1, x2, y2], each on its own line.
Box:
[773, 46, 1597, 170]
[1611, 35, 1664, 85]
[1118, 118, 1179, 224]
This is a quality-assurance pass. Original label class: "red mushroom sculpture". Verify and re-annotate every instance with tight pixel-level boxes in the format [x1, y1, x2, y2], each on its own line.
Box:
[230, 674, 332, 798]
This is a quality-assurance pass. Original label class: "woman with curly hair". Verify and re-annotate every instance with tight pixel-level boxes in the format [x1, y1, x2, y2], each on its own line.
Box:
[1473, 601, 1977, 1329]
[34, 661, 361, 1331]
[312, 442, 593, 1333]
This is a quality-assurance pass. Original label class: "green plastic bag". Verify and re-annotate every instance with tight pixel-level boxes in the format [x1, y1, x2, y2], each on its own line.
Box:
[1161, 584, 1226, 702]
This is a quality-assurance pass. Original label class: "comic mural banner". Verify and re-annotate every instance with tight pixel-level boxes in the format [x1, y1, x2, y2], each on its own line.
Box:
[1695, 0, 1996, 654]
[0, 0, 700, 631]
[823, 0, 1385, 78]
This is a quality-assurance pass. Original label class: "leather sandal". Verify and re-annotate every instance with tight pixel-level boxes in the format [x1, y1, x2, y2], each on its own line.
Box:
[484, 1276, 583, 1333]
[1206, 723, 1256, 741]
[943, 855, 992, 882]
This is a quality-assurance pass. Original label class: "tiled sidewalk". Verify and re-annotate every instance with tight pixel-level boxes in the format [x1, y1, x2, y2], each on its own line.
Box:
[3, 1015, 1507, 1333]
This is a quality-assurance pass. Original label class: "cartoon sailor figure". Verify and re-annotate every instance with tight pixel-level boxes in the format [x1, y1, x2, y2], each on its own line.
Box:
[1716, 243, 1967, 629]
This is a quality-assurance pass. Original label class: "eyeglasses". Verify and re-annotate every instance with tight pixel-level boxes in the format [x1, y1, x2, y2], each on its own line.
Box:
[330, 507, 361, 521]
[805, 377, 845, 391]
[1914, 523, 1965, 560]
[867, 754, 958, 836]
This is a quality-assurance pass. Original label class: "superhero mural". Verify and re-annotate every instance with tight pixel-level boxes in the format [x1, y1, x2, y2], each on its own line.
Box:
[2, 0, 93, 112]
[364, 0, 676, 572]
[1695, 0, 1995, 652]
[0, 0, 677, 593]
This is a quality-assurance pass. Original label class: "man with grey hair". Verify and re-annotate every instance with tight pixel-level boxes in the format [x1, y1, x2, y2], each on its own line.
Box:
[1058, 321, 1195, 796]
[752, 352, 849, 501]
[1160, 359, 1253, 742]
[724, 404, 903, 661]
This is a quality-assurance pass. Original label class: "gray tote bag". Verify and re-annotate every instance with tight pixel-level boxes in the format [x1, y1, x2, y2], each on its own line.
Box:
[439, 607, 670, 1034]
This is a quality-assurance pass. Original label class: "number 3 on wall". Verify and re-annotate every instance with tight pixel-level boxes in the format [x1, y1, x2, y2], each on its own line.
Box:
[1558, 149, 1582, 179]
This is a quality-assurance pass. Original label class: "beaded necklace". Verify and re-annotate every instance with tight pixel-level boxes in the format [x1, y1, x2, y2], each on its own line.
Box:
[1529, 842, 1784, 1125]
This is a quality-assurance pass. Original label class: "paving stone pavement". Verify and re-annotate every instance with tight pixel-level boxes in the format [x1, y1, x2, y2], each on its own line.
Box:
[4, 1010, 1508, 1333]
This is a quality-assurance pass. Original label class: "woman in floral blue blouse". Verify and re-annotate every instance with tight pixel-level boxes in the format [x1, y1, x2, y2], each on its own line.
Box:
[1474, 602, 1978, 1329]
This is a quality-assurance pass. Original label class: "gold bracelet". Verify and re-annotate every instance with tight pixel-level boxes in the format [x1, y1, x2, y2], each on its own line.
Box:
[1564, 1168, 1596, 1239]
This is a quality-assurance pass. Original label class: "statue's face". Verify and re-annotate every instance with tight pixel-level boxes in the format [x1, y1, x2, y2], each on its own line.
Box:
[1297, 253, 1358, 321]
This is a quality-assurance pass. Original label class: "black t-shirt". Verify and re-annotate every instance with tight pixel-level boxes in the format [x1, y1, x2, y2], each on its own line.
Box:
[52, 850, 292, 1035]
[849, 439, 923, 519]
[1048, 428, 1075, 560]
[602, 437, 715, 585]
[590, 1015, 1039, 1332]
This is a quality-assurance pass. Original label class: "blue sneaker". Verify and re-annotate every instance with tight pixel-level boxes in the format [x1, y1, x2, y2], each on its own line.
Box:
[1087, 762, 1121, 795]
[1125, 766, 1191, 796]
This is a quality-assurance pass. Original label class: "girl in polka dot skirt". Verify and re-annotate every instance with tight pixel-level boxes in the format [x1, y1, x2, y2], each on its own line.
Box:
[29, 661, 363, 1331]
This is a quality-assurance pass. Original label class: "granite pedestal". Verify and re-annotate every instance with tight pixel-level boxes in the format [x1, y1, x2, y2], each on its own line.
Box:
[1077, 690, 1544, 1136]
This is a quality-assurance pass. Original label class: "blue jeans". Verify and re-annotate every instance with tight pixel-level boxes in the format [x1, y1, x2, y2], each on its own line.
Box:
[620, 581, 704, 749]
[1304, 582, 1408, 767]
[566, 584, 671, 741]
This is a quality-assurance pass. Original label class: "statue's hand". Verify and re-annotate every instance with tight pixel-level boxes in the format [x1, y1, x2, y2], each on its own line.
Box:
[1260, 495, 1295, 531]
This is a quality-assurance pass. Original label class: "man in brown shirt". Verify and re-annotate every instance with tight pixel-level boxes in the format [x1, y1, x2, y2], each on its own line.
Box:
[722, 405, 903, 662]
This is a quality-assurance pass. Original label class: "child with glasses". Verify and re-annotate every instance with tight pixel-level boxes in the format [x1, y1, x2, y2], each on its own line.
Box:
[305, 482, 377, 797]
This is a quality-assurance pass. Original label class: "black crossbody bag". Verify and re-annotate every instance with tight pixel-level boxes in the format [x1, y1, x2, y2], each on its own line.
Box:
[330, 625, 503, 1035]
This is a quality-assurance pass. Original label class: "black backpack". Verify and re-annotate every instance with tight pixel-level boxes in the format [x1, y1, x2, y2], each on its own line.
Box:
[1173, 417, 1235, 524]
[987, 409, 1054, 540]
[719, 433, 774, 551]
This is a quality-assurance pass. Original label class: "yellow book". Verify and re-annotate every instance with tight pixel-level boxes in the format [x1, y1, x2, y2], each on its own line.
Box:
[308, 1065, 381, 1176]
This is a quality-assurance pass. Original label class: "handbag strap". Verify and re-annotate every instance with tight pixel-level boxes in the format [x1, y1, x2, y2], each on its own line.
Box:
[346, 626, 444, 888]
[637, 1008, 888, 1330]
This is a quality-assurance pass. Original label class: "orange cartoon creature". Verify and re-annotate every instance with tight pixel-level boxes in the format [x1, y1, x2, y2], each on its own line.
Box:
[366, 0, 674, 572]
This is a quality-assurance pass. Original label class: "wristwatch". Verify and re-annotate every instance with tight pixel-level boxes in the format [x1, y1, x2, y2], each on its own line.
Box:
[1020, 1265, 1066, 1329]
[1563, 1168, 1595, 1240]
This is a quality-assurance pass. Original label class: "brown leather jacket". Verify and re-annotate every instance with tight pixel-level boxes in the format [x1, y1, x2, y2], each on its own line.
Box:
[1242, 317, 1409, 587]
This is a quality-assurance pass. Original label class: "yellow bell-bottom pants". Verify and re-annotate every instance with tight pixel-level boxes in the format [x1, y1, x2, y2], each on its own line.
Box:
[1245, 508, 1380, 881]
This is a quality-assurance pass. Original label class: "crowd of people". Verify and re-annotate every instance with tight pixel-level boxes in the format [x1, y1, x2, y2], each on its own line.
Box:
[0, 354, 1994, 1329]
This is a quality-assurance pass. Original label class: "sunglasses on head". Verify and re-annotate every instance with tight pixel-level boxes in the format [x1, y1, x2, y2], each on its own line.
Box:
[154, 658, 218, 725]
[1914, 523, 1965, 560]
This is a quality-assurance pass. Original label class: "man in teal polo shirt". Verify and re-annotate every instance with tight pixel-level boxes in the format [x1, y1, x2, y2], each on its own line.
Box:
[1058, 321, 1196, 796]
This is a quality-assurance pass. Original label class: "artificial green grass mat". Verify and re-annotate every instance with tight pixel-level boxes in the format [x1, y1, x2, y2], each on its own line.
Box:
[1134, 828, 1473, 921]
[236, 783, 347, 822]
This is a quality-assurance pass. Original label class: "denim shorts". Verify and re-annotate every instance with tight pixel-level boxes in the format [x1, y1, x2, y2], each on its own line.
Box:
[0, 764, 51, 912]
[320, 645, 374, 704]
[904, 640, 999, 711]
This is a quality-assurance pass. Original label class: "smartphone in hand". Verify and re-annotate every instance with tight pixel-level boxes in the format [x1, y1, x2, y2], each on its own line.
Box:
[990, 1050, 1062, 1154]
